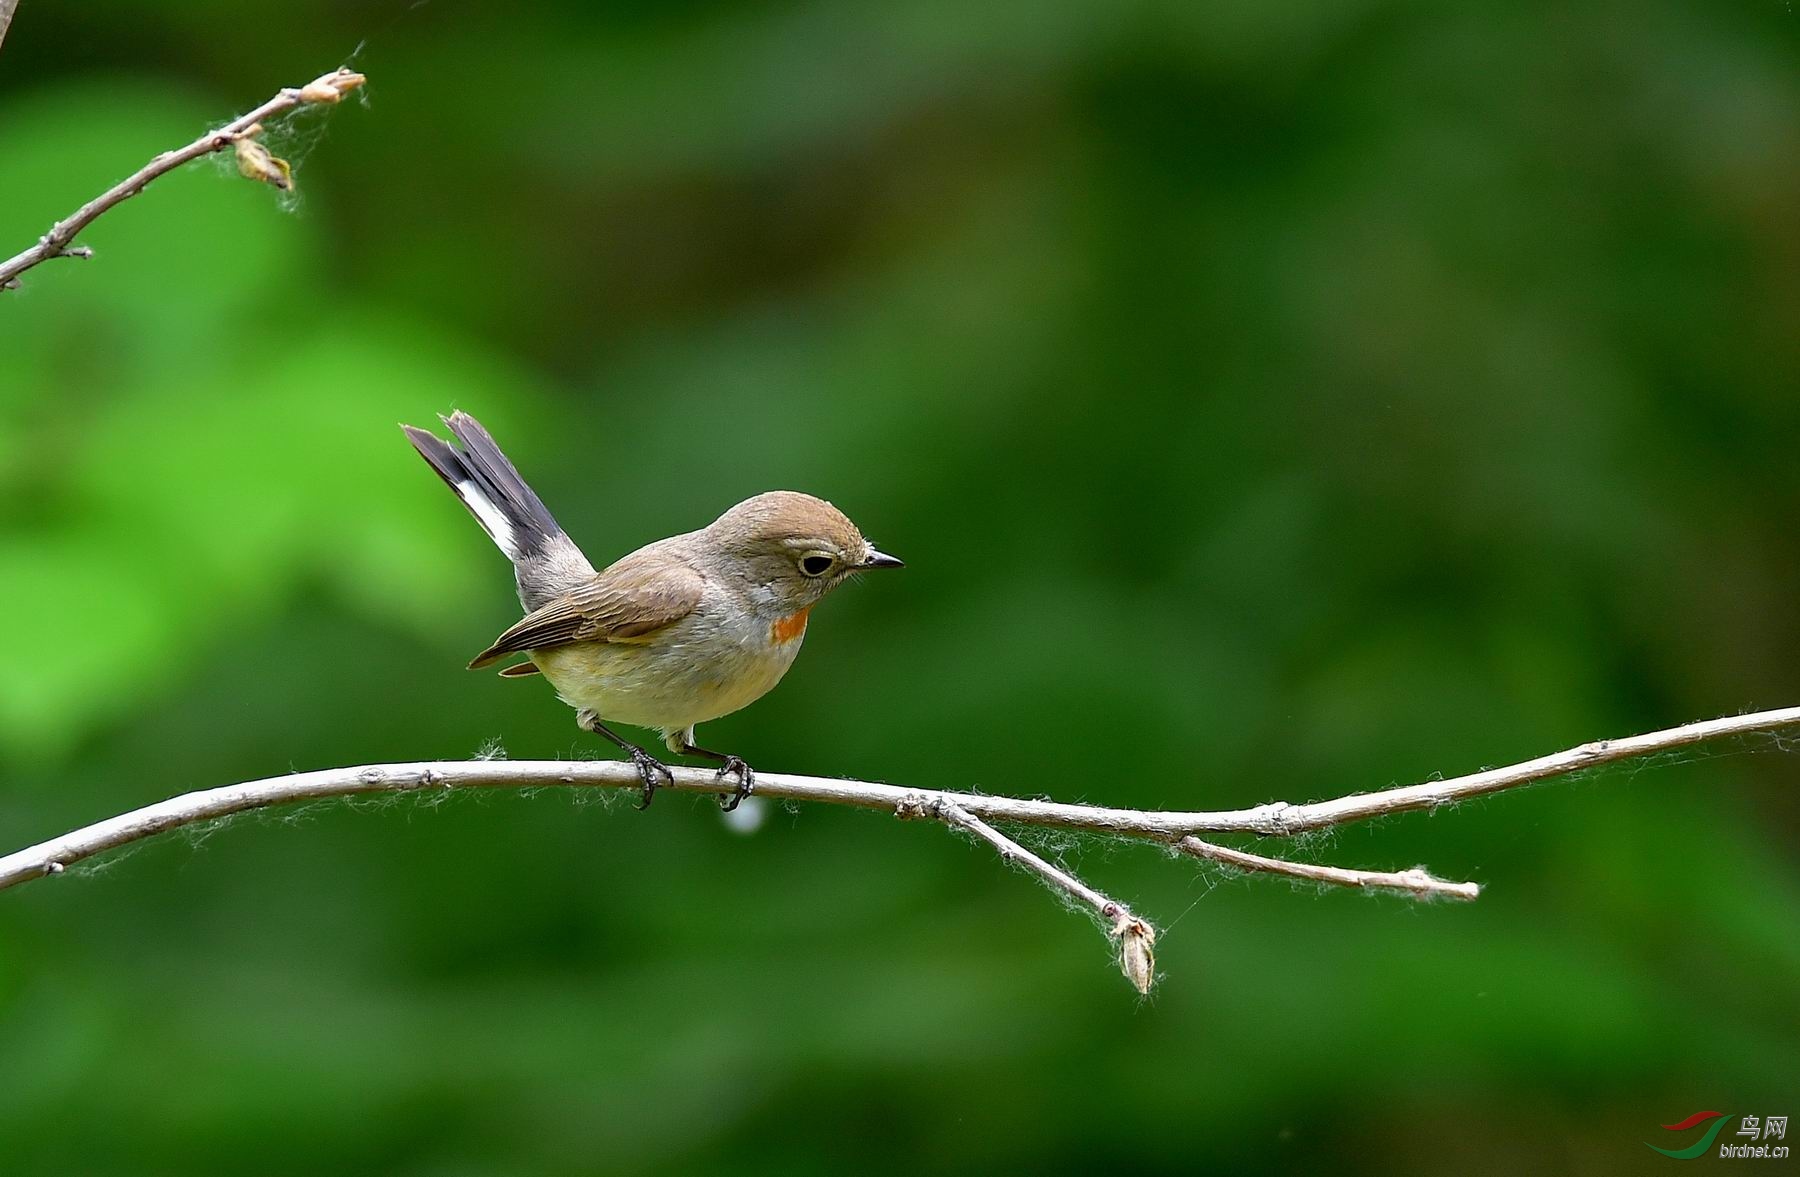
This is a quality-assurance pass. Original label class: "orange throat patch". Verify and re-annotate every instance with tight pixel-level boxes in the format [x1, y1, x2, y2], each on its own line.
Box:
[770, 606, 812, 644]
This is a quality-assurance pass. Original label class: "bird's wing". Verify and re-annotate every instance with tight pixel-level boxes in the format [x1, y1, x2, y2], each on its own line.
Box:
[468, 555, 704, 669]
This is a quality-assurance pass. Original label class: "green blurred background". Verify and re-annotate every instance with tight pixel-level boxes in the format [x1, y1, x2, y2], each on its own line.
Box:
[2, 1, 1797, 1172]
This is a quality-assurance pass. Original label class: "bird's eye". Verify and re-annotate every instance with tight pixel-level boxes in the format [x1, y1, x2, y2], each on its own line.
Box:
[799, 554, 835, 577]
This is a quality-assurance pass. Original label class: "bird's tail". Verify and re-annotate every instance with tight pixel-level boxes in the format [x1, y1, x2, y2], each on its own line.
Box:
[402, 411, 566, 564]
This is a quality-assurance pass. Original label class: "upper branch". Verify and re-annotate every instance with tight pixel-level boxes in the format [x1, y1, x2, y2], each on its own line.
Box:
[0, 67, 365, 290]
[0, 0, 19, 58]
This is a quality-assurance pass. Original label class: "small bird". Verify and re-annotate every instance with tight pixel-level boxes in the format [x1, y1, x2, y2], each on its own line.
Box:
[402, 411, 902, 809]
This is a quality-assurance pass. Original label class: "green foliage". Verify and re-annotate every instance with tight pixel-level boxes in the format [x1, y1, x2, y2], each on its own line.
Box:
[0, 87, 552, 757]
[1, 2, 1797, 1172]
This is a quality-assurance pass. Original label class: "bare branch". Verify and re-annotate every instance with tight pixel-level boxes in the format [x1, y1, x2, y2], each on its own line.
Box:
[902, 795, 1159, 992]
[2, 705, 1796, 897]
[0, 0, 19, 59]
[903, 795, 1122, 915]
[1175, 836, 1480, 901]
[1139, 702, 1800, 838]
[1, 704, 1794, 991]
[0, 67, 366, 291]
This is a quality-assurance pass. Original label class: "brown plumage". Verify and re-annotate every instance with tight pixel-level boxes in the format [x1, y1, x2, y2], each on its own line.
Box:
[469, 551, 705, 668]
[403, 413, 903, 808]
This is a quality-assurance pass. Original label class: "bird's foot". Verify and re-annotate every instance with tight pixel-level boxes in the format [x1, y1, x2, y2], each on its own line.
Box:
[629, 746, 676, 810]
[714, 756, 755, 813]
[578, 709, 673, 809]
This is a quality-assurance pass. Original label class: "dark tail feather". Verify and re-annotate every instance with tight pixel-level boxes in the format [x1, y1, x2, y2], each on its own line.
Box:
[402, 411, 565, 562]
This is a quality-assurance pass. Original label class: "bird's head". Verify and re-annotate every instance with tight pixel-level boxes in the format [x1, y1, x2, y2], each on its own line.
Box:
[704, 491, 903, 614]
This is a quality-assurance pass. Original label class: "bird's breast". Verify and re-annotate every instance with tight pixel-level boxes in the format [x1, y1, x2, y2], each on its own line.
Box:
[769, 606, 812, 645]
[532, 600, 809, 732]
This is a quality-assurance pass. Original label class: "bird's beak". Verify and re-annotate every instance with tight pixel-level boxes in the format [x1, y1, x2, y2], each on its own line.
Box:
[861, 549, 905, 570]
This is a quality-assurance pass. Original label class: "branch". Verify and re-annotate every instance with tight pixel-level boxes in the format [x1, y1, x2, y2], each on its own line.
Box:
[2, 705, 1795, 991]
[1175, 836, 1480, 901]
[0, 67, 366, 291]
[0, 0, 19, 58]
[902, 796, 1158, 994]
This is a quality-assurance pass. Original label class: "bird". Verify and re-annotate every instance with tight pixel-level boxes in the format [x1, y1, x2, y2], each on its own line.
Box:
[401, 411, 903, 810]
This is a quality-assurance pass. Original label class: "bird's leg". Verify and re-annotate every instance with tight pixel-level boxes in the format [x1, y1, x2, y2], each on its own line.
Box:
[675, 734, 756, 812]
[578, 710, 673, 809]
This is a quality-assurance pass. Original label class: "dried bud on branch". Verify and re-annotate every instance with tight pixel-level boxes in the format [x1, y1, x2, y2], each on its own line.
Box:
[299, 69, 366, 105]
[1113, 914, 1157, 996]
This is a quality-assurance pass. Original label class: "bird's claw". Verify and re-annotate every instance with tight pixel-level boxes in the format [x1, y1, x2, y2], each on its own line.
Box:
[577, 710, 673, 809]
[715, 756, 755, 812]
[630, 747, 675, 810]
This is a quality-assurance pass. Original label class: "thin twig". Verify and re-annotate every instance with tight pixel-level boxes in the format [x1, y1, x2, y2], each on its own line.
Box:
[1175, 836, 1481, 901]
[1192, 703, 1800, 836]
[902, 796, 1157, 993]
[906, 795, 1129, 918]
[0, 67, 365, 291]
